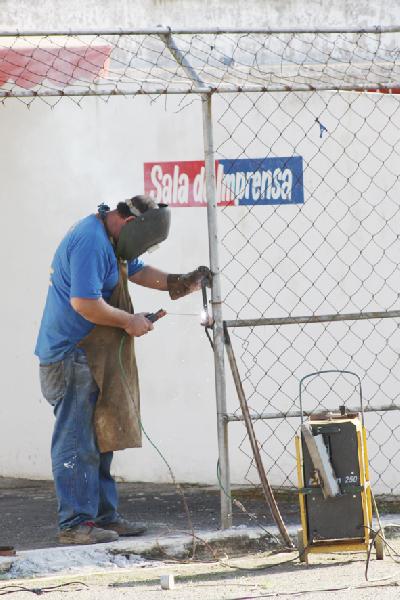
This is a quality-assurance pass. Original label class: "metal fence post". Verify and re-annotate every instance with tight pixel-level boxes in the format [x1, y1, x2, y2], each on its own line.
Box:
[159, 31, 233, 530]
[202, 92, 233, 529]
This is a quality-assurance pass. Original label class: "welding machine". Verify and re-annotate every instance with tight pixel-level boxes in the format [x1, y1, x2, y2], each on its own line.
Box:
[295, 370, 384, 563]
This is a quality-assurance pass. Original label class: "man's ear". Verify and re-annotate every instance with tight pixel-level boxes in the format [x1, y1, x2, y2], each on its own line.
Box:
[124, 215, 135, 223]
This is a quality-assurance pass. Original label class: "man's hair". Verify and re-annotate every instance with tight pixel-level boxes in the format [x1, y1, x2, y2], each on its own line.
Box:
[117, 195, 158, 218]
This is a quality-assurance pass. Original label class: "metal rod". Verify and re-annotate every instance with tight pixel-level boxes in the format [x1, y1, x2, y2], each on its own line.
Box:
[225, 404, 400, 422]
[224, 309, 400, 329]
[201, 82, 232, 530]
[1, 26, 400, 36]
[166, 312, 199, 316]
[224, 325, 294, 548]
[2, 83, 400, 99]
[159, 32, 206, 88]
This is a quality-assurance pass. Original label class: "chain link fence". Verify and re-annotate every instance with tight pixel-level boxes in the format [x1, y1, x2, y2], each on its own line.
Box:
[212, 31, 400, 496]
[2, 27, 400, 524]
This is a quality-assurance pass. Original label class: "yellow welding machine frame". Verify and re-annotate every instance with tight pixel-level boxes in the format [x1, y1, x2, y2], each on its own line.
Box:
[295, 415, 374, 563]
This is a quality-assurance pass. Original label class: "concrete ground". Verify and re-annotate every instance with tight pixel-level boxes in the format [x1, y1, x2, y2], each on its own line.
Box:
[1, 545, 400, 599]
[0, 477, 300, 551]
[2, 478, 400, 598]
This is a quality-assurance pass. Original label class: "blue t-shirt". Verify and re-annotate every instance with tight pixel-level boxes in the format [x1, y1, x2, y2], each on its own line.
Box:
[35, 214, 144, 364]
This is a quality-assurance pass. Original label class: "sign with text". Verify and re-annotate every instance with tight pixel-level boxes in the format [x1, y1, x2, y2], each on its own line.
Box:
[144, 156, 304, 207]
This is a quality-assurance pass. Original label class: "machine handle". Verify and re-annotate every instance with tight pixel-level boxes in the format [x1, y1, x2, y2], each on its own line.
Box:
[298, 369, 364, 426]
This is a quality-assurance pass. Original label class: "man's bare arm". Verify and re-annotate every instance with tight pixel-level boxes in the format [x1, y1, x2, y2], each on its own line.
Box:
[129, 266, 168, 290]
[70, 297, 153, 337]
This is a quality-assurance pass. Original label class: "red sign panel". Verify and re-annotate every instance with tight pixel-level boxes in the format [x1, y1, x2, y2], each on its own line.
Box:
[143, 160, 235, 207]
[0, 45, 111, 89]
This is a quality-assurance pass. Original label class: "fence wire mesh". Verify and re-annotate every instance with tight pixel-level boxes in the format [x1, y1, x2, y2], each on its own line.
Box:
[213, 37, 400, 494]
[2, 27, 400, 502]
[2, 28, 400, 102]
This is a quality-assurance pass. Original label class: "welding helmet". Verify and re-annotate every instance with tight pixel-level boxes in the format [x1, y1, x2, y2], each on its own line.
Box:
[116, 199, 171, 261]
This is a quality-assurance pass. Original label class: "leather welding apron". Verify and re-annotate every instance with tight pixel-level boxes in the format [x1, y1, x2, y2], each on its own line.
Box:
[78, 262, 142, 453]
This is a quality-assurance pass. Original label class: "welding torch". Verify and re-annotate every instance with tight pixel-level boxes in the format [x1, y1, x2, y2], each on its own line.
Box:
[145, 279, 212, 327]
[146, 274, 214, 347]
[200, 277, 214, 349]
[200, 277, 214, 328]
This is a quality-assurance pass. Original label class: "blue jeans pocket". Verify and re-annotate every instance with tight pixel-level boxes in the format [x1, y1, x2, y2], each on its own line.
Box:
[39, 361, 66, 406]
[72, 351, 98, 393]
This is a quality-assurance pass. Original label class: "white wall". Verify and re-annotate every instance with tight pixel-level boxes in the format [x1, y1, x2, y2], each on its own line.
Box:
[1, 0, 400, 31]
[0, 94, 224, 483]
[2, 88, 400, 492]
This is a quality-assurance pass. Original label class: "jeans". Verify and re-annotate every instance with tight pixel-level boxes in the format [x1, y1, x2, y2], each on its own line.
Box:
[39, 348, 118, 530]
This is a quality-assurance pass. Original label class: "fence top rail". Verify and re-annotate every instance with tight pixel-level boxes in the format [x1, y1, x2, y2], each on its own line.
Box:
[3, 82, 400, 99]
[2, 26, 400, 102]
[1, 26, 400, 37]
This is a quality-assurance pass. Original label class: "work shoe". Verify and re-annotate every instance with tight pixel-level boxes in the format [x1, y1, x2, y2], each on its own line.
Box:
[97, 517, 147, 537]
[58, 521, 119, 545]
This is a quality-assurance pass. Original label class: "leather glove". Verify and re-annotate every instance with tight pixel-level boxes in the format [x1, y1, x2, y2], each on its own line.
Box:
[167, 266, 212, 300]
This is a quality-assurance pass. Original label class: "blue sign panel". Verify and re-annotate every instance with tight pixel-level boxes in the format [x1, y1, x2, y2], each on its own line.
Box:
[218, 156, 304, 206]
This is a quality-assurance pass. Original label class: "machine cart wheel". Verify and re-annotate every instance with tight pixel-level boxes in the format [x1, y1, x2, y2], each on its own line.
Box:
[297, 529, 307, 563]
[375, 532, 385, 560]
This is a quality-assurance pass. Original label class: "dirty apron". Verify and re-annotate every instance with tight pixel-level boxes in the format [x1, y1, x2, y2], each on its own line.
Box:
[78, 262, 142, 453]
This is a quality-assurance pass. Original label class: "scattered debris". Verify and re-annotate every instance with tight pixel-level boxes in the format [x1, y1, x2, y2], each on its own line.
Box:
[160, 574, 175, 590]
[0, 557, 14, 574]
[0, 547, 15, 557]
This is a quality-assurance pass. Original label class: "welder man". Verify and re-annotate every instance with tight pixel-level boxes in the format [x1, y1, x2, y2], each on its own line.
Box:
[35, 196, 211, 545]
